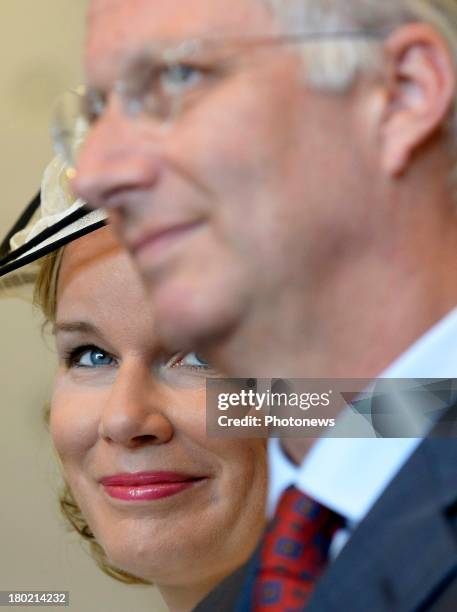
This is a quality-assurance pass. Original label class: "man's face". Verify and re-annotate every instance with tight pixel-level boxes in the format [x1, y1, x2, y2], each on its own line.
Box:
[76, 0, 370, 371]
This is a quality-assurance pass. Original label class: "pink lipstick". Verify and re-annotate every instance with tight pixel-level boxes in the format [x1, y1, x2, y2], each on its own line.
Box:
[99, 471, 205, 501]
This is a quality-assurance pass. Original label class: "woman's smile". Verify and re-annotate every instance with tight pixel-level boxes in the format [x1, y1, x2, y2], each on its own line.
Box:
[49, 226, 267, 608]
[99, 471, 209, 502]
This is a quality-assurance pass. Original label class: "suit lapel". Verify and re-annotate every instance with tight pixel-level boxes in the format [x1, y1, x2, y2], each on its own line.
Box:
[192, 561, 251, 612]
[307, 437, 457, 612]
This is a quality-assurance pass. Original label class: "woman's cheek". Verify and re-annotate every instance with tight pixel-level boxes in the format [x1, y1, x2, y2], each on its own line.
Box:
[50, 377, 104, 459]
[168, 388, 207, 439]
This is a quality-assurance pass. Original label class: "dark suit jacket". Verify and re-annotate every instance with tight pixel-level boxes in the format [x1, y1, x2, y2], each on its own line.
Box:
[192, 550, 260, 612]
[195, 403, 457, 611]
[305, 436, 457, 612]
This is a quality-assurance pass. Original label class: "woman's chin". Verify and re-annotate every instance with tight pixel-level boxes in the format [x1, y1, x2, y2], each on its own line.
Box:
[99, 524, 251, 591]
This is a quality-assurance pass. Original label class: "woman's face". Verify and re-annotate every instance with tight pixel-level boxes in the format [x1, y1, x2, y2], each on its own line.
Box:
[51, 227, 267, 590]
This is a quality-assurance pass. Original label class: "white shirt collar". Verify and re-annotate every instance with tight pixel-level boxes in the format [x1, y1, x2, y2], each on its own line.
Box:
[269, 307, 457, 523]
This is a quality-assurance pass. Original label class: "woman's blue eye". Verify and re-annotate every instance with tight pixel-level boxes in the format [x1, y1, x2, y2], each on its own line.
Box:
[72, 347, 115, 368]
[180, 352, 210, 369]
[171, 351, 211, 370]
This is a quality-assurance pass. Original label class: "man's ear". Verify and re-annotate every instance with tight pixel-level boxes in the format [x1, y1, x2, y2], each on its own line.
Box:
[379, 23, 456, 176]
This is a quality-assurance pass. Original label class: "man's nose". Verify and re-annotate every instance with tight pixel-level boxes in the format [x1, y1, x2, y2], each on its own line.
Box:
[99, 361, 174, 448]
[72, 104, 163, 211]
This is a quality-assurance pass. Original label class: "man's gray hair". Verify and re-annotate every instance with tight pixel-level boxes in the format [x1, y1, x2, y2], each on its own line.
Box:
[264, 1, 457, 135]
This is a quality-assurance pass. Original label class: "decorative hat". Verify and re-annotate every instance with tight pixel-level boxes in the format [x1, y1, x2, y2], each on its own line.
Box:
[0, 156, 107, 300]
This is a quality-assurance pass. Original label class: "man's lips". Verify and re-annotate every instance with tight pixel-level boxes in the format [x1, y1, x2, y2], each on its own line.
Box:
[99, 471, 207, 502]
[130, 220, 204, 257]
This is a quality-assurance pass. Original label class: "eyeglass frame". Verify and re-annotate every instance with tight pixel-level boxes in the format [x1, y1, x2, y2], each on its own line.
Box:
[51, 29, 390, 169]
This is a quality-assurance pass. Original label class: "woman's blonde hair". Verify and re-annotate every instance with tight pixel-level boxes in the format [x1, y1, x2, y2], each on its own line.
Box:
[35, 247, 150, 586]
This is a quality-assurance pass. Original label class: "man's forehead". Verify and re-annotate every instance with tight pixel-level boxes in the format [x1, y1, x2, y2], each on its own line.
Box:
[88, 0, 272, 26]
[87, 0, 275, 39]
[86, 0, 276, 82]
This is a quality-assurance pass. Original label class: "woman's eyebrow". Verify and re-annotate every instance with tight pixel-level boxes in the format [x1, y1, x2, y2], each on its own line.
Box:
[53, 320, 104, 338]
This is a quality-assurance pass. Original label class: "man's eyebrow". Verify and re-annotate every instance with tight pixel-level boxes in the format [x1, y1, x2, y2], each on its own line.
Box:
[53, 321, 104, 338]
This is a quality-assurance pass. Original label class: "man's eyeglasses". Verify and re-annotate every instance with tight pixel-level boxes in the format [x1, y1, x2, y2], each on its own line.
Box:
[51, 30, 387, 170]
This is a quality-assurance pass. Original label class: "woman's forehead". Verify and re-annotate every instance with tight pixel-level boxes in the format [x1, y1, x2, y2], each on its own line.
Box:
[57, 227, 142, 303]
[60, 226, 120, 272]
[55, 228, 157, 345]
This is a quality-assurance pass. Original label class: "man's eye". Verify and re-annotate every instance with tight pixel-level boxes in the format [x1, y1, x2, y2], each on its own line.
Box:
[66, 345, 115, 368]
[159, 64, 204, 92]
[81, 90, 107, 124]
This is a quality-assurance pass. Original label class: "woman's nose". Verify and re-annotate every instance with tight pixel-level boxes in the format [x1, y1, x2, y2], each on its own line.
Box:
[99, 360, 174, 448]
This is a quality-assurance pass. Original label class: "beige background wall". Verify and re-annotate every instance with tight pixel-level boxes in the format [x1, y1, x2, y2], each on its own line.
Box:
[0, 2, 166, 610]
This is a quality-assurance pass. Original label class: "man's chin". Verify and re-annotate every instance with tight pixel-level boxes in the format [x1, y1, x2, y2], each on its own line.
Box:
[150, 277, 246, 359]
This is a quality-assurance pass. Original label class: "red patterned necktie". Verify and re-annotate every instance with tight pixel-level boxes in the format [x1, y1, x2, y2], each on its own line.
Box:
[253, 485, 344, 611]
